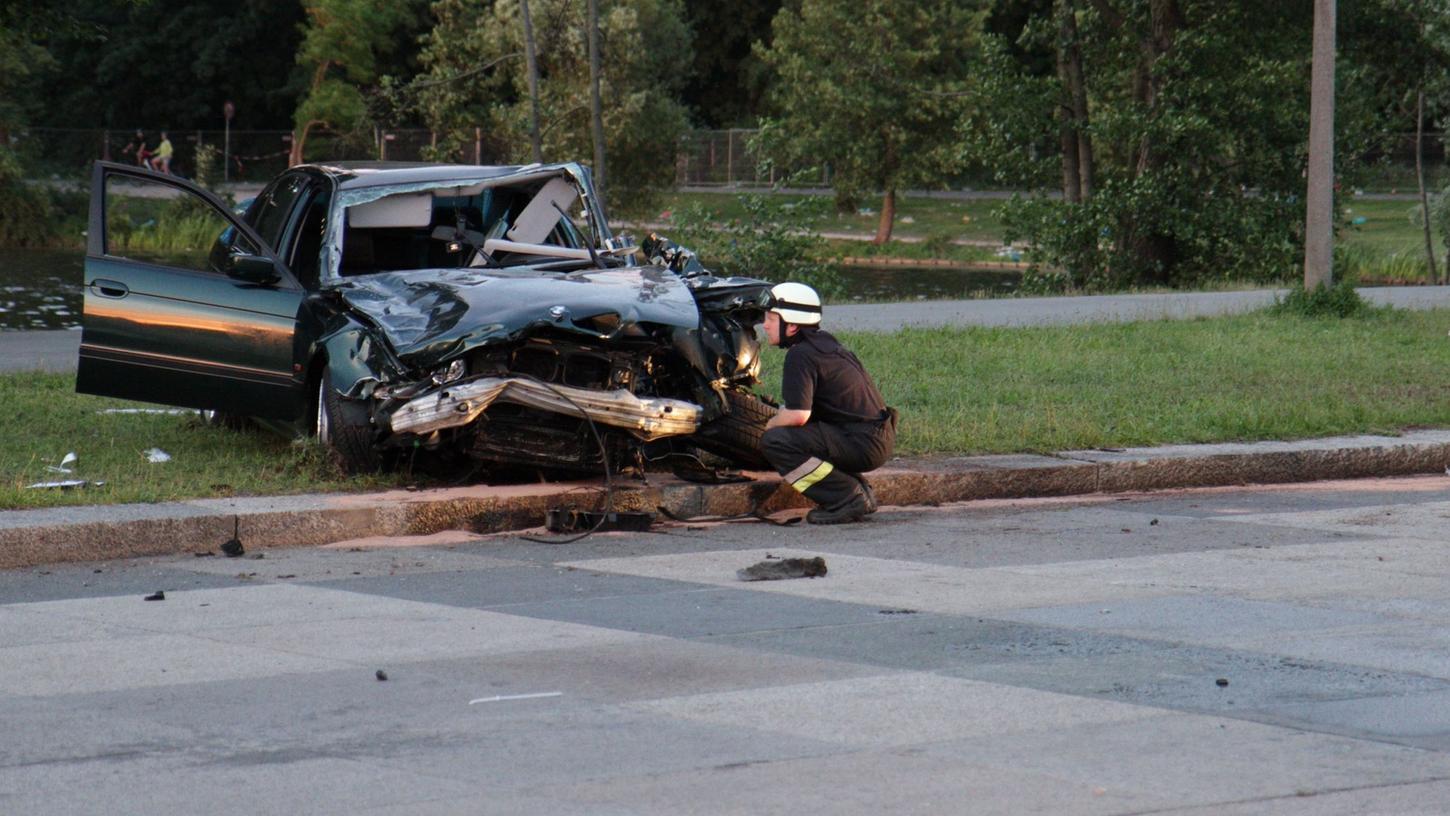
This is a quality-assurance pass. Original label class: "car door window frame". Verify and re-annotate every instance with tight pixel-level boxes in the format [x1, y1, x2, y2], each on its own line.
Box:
[89, 161, 299, 290]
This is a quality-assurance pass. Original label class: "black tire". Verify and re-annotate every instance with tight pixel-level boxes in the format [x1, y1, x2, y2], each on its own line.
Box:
[691, 388, 777, 470]
[316, 375, 381, 474]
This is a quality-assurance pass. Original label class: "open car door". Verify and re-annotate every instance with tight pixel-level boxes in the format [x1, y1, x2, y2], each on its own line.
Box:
[76, 163, 305, 418]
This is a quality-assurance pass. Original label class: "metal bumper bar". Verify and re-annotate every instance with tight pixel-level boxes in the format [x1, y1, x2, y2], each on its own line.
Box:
[387, 377, 701, 441]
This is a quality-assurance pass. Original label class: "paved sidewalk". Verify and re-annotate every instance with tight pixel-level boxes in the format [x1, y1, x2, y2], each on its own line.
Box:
[5, 430, 1449, 570]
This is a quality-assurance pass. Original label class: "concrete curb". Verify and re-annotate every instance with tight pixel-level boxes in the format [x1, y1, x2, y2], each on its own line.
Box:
[4, 430, 1450, 570]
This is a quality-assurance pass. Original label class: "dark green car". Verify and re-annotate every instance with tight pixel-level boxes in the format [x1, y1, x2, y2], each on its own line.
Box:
[78, 161, 776, 474]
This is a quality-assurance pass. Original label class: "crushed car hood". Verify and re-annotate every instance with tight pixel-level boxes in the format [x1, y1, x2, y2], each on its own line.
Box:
[333, 266, 700, 365]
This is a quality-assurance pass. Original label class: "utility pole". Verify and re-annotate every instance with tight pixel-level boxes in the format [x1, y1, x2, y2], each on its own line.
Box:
[520, 0, 543, 164]
[1303, 0, 1336, 290]
[587, 0, 606, 211]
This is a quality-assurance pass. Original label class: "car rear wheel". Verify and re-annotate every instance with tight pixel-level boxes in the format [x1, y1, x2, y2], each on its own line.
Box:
[691, 388, 776, 470]
[316, 375, 381, 474]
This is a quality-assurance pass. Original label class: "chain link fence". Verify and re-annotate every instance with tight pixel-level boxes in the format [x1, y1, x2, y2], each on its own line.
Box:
[11, 126, 1446, 191]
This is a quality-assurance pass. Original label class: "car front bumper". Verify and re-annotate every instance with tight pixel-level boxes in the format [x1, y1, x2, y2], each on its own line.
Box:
[386, 377, 701, 441]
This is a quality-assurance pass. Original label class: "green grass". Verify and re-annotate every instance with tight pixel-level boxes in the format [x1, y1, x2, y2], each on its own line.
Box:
[6, 306, 1450, 508]
[758, 307, 1450, 455]
[652, 191, 1010, 244]
[0, 373, 392, 510]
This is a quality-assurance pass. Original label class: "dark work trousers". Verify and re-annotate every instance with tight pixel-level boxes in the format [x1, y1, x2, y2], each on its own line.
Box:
[761, 414, 895, 509]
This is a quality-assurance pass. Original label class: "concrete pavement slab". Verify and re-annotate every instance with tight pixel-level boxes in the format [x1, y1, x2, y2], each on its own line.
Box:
[926, 712, 1450, 805]
[470, 749, 1167, 816]
[1271, 689, 1450, 750]
[1156, 780, 1450, 816]
[995, 596, 1394, 641]
[569, 547, 1184, 615]
[626, 672, 1161, 748]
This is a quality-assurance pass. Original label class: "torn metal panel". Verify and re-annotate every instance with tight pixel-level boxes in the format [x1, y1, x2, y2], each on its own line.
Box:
[388, 377, 701, 440]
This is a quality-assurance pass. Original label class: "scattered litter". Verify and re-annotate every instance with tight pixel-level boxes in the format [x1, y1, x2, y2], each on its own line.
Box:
[221, 516, 244, 558]
[45, 452, 77, 473]
[26, 480, 103, 490]
[98, 408, 192, 415]
[1121, 528, 1132, 533]
[144, 448, 172, 463]
[1150, 518, 1159, 526]
[469, 692, 563, 705]
[1216, 677, 1230, 687]
[276, 574, 296, 579]
[376, 670, 389, 682]
[143, 591, 166, 601]
[194, 552, 215, 558]
[899, 215, 915, 224]
[545, 508, 654, 534]
[879, 608, 918, 615]
[737, 556, 827, 582]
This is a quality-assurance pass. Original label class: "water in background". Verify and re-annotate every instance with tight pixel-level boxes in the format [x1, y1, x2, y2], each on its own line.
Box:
[0, 248, 1018, 331]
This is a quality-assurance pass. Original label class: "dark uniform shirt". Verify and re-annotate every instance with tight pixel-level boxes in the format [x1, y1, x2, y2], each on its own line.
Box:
[781, 328, 887, 424]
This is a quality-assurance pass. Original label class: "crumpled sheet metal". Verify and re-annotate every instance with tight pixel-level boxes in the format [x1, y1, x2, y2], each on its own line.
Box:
[388, 377, 701, 440]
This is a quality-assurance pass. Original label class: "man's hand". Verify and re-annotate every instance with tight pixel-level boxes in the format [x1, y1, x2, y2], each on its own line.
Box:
[766, 408, 811, 430]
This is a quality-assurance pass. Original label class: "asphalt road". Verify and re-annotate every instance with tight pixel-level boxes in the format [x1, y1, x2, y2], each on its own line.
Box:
[5, 476, 1450, 814]
[7, 285, 1450, 375]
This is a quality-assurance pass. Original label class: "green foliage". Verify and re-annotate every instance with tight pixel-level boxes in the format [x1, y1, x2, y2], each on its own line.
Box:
[292, 0, 424, 160]
[663, 194, 844, 297]
[1268, 280, 1375, 319]
[0, 148, 58, 248]
[754, 0, 980, 219]
[963, 1, 1436, 292]
[414, 0, 691, 207]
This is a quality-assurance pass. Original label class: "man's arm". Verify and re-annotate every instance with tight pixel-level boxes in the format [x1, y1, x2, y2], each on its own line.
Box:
[766, 408, 811, 430]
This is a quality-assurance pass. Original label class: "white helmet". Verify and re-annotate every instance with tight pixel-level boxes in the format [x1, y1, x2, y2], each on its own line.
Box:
[768, 282, 822, 326]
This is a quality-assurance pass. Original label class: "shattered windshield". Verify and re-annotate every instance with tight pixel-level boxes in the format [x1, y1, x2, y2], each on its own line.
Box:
[320, 168, 612, 284]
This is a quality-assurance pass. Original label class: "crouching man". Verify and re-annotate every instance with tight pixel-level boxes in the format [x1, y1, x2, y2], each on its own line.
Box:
[760, 282, 897, 524]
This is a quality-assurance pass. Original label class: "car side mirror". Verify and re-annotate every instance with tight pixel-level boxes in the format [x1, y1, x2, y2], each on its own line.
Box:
[228, 252, 281, 285]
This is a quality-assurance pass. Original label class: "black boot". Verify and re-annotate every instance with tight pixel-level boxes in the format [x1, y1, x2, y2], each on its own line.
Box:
[806, 492, 870, 525]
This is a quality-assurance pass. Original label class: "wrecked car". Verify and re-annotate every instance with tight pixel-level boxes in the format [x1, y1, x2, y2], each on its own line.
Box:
[77, 160, 777, 475]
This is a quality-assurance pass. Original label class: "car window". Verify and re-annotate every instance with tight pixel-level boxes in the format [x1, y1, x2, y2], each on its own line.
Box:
[251, 174, 308, 253]
[288, 189, 331, 290]
[104, 173, 257, 273]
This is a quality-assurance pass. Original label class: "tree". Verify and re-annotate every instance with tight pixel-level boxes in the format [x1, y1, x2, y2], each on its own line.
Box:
[966, 1, 1323, 290]
[679, 0, 780, 128]
[290, 0, 425, 166]
[1304, 0, 1335, 291]
[414, 0, 692, 209]
[755, 0, 980, 244]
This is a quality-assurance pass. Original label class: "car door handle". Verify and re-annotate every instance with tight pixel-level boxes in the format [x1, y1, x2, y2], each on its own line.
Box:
[92, 279, 129, 298]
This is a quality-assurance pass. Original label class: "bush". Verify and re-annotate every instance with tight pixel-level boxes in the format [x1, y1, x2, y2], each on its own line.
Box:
[0, 147, 58, 248]
[1268, 279, 1376, 319]
[663, 193, 845, 298]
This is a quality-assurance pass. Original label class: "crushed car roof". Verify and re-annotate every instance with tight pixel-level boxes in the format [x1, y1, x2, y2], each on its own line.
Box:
[298, 161, 559, 190]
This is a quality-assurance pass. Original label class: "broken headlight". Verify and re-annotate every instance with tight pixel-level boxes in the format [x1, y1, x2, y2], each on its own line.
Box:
[431, 359, 467, 385]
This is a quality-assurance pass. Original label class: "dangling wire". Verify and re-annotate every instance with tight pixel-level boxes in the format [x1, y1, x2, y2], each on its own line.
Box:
[515, 375, 616, 544]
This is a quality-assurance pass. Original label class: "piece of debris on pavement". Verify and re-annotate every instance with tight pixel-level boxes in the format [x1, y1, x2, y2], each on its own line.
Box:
[545, 508, 655, 534]
[221, 516, 244, 558]
[737, 556, 828, 582]
[376, 670, 388, 682]
[1216, 677, 1230, 687]
[143, 591, 165, 601]
[879, 608, 919, 615]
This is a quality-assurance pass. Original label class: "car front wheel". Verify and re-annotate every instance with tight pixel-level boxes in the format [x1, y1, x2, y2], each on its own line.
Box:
[315, 374, 381, 474]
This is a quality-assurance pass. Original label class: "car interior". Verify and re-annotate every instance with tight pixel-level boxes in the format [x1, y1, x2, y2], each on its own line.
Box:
[338, 177, 593, 277]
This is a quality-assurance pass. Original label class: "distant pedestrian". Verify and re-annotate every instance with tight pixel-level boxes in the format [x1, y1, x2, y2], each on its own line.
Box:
[151, 131, 174, 174]
[124, 130, 152, 167]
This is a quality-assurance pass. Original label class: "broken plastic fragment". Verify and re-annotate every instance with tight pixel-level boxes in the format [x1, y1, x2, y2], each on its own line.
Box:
[144, 448, 172, 463]
[45, 452, 77, 474]
[25, 480, 91, 490]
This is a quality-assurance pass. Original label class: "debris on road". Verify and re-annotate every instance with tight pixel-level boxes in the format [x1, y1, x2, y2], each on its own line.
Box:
[545, 508, 655, 534]
[468, 692, 563, 704]
[376, 670, 388, 682]
[879, 608, 919, 615]
[143, 591, 165, 601]
[1216, 677, 1230, 687]
[737, 556, 828, 581]
[221, 516, 244, 558]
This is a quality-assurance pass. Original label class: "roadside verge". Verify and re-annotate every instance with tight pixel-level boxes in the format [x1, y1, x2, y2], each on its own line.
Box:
[4, 430, 1449, 570]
